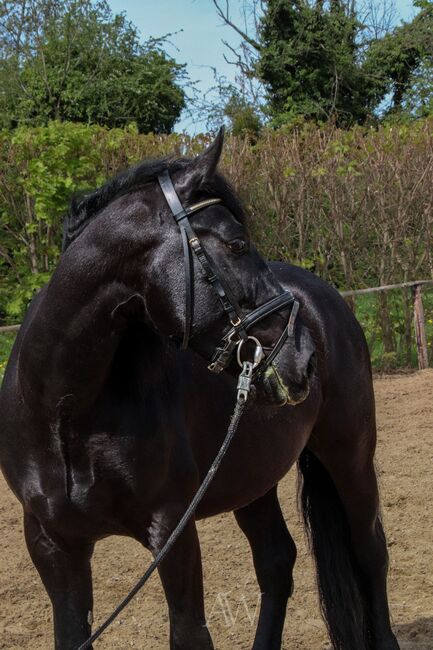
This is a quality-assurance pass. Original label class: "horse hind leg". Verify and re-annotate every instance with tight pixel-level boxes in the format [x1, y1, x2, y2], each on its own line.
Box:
[298, 445, 400, 650]
[24, 511, 94, 650]
[234, 485, 297, 650]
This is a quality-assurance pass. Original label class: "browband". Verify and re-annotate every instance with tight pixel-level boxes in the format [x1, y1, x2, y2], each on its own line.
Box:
[158, 171, 222, 221]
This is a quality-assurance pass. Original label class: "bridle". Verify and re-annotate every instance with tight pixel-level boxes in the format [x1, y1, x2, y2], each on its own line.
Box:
[158, 170, 299, 396]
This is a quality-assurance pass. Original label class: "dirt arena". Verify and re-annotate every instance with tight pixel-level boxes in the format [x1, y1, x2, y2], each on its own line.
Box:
[0, 370, 432, 649]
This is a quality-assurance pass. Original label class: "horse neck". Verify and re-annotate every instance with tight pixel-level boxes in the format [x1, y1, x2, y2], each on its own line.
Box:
[17, 247, 158, 415]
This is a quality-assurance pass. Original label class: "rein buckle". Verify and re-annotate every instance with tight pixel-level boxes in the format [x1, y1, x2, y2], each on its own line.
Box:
[208, 337, 238, 373]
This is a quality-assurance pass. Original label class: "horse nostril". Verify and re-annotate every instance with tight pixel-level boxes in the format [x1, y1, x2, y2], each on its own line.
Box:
[307, 352, 316, 379]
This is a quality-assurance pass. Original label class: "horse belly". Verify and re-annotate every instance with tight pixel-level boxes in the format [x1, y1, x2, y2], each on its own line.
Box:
[191, 381, 321, 518]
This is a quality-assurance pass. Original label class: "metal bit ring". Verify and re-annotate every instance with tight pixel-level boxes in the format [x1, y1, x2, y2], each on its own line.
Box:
[237, 336, 264, 368]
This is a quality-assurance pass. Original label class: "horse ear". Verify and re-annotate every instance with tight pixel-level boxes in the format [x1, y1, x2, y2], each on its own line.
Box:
[181, 127, 225, 193]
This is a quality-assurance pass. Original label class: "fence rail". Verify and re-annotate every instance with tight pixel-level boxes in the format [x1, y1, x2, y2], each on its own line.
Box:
[0, 324, 20, 333]
[340, 279, 433, 297]
[341, 280, 433, 370]
[2, 279, 433, 369]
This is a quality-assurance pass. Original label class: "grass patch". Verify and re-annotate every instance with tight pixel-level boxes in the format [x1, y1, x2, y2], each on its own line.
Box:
[0, 333, 16, 383]
[353, 290, 433, 371]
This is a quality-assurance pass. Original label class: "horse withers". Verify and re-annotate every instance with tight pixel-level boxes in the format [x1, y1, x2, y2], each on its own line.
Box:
[0, 129, 399, 649]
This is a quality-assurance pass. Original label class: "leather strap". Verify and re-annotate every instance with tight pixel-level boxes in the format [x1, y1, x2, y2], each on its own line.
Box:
[224, 291, 295, 338]
[208, 295, 298, 374]
[180, 226, 193, 349]
[188, 236, 247, 338]
[252, 300, 299, 378]
[158, 170, 247, 344]
[158, 170, 187, 221]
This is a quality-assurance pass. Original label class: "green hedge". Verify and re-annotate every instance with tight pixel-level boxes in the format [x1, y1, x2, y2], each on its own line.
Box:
[0, 122, 208, 320]
[1, 119, 433, 369]
[0, 333, 14, 382]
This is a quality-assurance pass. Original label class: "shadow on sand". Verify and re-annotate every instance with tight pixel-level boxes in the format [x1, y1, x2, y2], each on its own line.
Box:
[394, 617, 433, 649]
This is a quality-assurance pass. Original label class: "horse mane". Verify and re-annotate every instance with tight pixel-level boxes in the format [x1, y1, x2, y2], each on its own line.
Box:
[62, 156, 246, 252]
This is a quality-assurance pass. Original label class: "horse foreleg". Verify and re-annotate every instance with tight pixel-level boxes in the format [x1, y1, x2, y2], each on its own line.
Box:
[234, 485, 296, 650]
[150, 510, 213, 650]
[24, 511, 94, 650]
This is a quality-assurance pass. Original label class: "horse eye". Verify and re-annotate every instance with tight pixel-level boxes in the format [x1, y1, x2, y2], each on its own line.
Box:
[228, 239, 248, 254]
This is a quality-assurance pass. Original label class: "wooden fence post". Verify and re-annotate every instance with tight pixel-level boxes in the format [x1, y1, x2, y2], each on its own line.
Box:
[412, 284, 429, 370]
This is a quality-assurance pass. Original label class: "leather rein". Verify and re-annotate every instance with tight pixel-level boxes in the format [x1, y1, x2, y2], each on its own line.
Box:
[158, 170, 299, 390]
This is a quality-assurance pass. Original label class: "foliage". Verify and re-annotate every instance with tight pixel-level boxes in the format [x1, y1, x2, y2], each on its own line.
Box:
[0, 332, 14, 382]
[354, 290, 433, 371]
[223, 92, 262, 137]
[363, 0, 433, 116]
[0, 121, 196, 319]
[400, 60, 433, 118]
[258, 0, 369, 126]
[213, 0, 433, 126]
[0, 118, 432, 370]
[0, 0, 186, 133]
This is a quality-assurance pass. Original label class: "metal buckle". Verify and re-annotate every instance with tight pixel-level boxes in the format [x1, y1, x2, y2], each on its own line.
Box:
[230, 316, 242, 327]
[208, 337, 237, 373]
[228, 329, 241, 344]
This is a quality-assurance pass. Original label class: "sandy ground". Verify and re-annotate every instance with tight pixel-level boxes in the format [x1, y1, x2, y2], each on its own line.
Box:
[0, 371, 432, 649]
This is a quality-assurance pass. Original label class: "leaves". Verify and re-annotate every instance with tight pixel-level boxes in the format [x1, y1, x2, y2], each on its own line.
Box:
[0, 0, 186, 133]
[0, 122, 198, 321]
[257, 0, 368, 126]
[215, 0, 432, 126]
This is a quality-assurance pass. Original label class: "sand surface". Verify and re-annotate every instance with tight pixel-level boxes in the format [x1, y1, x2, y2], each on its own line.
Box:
[1, 371, 432, 649]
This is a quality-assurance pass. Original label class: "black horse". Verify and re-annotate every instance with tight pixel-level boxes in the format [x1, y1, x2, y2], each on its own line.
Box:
[0, 130, 399, 650]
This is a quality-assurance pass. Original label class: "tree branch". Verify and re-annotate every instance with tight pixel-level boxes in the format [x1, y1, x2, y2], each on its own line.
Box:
[222, 39, 255, 76]
[212, 0, 261, 51]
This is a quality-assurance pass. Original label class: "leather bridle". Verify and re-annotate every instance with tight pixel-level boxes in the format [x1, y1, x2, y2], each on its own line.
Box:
[158, 170, 299, 379]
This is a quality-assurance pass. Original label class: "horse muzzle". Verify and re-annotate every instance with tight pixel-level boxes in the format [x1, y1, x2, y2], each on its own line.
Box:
[253, 363, 310, 407]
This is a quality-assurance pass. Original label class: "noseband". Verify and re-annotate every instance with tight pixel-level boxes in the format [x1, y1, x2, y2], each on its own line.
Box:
[158, 170, 299, 379]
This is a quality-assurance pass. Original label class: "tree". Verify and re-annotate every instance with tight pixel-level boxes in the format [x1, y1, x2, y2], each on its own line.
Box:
[257, 0, 370, 126]
[0, 0, 186, 133]
[400, 60, 433, 117]
[223, 91, 262, 135]
[213, 0, 433, 125]
[363, 0, 433, 117]
[213, 0, 377, 126]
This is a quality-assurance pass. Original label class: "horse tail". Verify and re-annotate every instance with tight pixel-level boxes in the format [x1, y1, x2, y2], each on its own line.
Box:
[297, 448, 368, 649]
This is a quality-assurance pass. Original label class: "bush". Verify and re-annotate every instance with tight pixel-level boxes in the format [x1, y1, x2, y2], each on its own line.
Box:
[0, 118, 432, 370]
[0, 333, 15, 383]
[0, 121, 203, 319]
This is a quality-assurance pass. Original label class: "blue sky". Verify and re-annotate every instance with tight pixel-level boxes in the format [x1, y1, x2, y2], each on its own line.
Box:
[107, 0, 418, 133]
